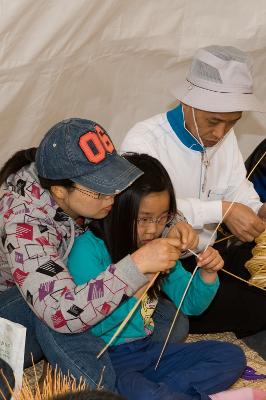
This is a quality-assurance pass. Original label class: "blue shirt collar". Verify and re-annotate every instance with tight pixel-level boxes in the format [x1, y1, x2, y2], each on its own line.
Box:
[166, 104, 204, 152]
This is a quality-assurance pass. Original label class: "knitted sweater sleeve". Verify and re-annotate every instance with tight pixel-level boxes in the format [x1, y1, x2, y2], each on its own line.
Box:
[162, 261, 219, 316]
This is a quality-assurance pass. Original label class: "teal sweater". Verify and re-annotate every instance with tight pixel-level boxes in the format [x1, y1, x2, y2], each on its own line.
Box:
[67, 231, 219, 345]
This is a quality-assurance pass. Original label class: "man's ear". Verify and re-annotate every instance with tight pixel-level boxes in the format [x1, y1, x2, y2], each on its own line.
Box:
[50, 185, 67, 200]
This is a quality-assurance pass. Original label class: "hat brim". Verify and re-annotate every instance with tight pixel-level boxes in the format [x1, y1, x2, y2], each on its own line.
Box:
[72, 153, 143, 195]
[173, 81, 266, 113]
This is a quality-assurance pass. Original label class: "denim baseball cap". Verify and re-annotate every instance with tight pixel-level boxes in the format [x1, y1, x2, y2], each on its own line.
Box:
[35, 118, 143, 195]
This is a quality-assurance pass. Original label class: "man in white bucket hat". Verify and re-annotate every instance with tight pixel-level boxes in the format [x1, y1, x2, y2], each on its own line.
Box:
[121, 45, 266, 357]
[176, 46, 264, 113]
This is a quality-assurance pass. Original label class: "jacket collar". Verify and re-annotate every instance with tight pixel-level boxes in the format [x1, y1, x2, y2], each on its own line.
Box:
[166, 104, 203, 152]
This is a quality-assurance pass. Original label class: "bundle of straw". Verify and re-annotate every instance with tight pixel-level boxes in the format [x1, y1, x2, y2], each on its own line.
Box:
[245, 230, 266, 289]
[0, 362, 124, 400]
[18, 365, 87, 400]
[0, 363, 86, 400]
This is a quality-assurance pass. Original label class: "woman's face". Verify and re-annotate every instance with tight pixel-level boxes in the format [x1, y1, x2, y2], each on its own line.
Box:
[137, 190, 170, 248]
[51, 183, 115, 220]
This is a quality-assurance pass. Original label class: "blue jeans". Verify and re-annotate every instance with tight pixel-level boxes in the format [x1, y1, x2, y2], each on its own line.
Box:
[0, 287, 188, 391]
[109, 337, 246, 400]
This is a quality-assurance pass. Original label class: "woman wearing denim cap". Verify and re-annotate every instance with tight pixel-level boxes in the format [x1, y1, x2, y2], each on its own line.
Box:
[0, 118, 196, 389]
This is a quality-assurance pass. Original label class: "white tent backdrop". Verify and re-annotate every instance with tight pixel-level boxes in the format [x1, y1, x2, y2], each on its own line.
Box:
[1, 0, 266, 164]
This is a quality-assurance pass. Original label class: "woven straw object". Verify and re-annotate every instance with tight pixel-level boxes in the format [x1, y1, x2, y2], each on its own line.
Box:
[245, 230, 266, 289]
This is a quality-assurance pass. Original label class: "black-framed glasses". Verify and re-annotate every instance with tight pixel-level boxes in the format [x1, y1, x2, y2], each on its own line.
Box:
[137, 213, 175, 227]
[74, 186, 115, 200]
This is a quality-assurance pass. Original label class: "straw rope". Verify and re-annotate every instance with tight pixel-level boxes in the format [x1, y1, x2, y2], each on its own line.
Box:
[214, 234, 234, 244]
[245, 230, 266, 289]
[221, 267, 266, 293]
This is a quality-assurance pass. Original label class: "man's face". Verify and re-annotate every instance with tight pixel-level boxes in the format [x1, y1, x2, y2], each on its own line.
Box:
[182, 104, 242, 147]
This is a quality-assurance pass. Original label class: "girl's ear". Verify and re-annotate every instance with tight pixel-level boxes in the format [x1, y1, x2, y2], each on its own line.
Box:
[50, 185, 68, 200]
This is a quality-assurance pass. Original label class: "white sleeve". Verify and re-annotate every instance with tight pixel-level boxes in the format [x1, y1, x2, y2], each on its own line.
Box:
[176, 198, 222, 229]
[120, 124, 156, 156]
[223, 136, 262, 213]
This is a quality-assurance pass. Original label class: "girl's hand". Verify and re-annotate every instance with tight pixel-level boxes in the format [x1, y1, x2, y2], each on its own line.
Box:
[197, 247, 224, 283]
[167, 222, 199, 251]
[131, 238, 182, 274]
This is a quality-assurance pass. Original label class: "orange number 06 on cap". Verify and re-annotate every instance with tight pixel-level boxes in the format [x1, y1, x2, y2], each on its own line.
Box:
[79, 125, 115, 164]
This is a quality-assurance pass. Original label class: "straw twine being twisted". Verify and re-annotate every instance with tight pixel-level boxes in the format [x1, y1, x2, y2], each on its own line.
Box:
[245, 229, 266, 289]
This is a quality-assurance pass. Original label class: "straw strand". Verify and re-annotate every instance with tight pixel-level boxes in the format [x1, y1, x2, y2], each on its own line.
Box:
[97, 272, 160, 358]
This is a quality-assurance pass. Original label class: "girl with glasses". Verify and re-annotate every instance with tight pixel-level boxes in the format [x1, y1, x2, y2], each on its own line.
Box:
[68, 153, 264, 400]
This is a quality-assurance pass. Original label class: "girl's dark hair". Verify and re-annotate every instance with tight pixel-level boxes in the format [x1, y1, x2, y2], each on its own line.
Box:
[0, 147, 74, 190]
[51, 390, 126, 400]
[90, 153, 177, 298]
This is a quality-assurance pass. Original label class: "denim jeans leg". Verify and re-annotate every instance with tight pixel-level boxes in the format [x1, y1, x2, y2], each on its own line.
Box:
[145, 341, 246, 396]
[0, 287, 116, 390]
[34, 319, 116, 391]
[0, 286, 43, 367]
[152, 295, 189, 343]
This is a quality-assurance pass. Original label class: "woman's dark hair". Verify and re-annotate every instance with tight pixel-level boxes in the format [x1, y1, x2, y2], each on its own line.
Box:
[0, 147, 74, 190]
[0, 148, 37, 186]
[90, 153, 177, 298]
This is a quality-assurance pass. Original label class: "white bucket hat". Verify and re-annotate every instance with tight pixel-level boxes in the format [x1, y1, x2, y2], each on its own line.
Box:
[173, 45, 265, 113]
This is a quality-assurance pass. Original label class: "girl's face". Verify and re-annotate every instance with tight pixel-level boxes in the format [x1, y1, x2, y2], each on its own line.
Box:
[51, 183, 115, 220]
[137, 190, 170, 248]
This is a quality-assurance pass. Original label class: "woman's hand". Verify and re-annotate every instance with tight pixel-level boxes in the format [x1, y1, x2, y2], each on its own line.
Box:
[167, 222, 199, 251]
[197, 247, 224, 283]
[131, 238, 182, 274]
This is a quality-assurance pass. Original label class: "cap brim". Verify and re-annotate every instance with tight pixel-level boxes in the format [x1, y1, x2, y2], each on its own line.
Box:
[172, 81, 266, 113]
[72, 153, 143, 195]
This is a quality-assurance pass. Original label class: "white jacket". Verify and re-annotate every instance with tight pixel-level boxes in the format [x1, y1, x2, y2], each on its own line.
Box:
[121, 111, 262, 250]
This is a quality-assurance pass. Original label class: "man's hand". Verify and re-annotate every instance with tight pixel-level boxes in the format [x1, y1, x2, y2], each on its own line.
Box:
[222, 201, 265, 242]
[258, 203, 266, 220]
[167, 222, 199, 251]
[131, 238, 182, 274]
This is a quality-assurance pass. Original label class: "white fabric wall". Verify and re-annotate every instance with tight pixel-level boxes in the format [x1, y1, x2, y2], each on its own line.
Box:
[1, 0, 266, 164]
